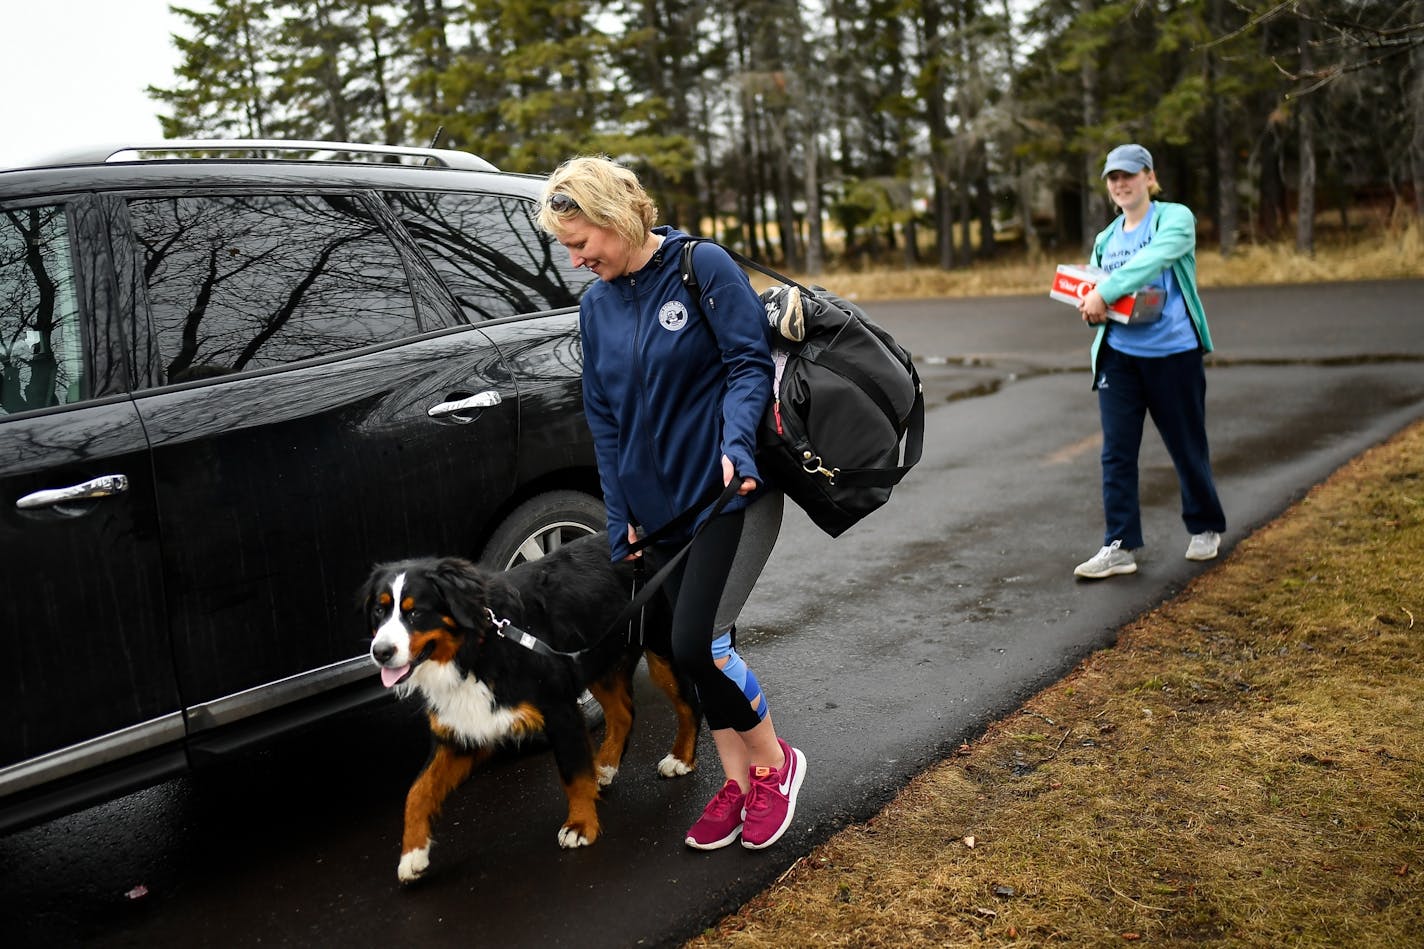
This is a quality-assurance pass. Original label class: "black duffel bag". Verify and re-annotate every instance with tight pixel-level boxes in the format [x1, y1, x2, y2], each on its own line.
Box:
[681, 241, 924, 537]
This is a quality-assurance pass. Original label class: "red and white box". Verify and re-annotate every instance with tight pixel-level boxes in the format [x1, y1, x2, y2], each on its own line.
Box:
[1050, 264, 1164, 324]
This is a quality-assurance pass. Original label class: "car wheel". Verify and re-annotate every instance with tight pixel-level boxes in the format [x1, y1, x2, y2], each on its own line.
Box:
[479, 489, 606, 570]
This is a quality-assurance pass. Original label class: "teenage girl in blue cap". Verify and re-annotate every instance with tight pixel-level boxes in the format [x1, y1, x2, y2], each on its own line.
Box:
[1074, 143, 1227, 579]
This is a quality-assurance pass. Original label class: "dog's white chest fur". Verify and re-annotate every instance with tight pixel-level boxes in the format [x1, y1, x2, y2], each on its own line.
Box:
[406, 662, 525, 745]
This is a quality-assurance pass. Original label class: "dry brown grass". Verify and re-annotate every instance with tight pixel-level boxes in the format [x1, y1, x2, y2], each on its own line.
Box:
[687, 420, 1424, 947]
[768, 221, 1424, 303]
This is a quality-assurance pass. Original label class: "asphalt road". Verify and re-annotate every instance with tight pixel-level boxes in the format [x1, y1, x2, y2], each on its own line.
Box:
[4, 280, 1422, 948]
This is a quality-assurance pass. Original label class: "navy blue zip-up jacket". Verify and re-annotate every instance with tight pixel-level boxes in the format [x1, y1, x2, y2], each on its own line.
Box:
[581, 227, 773, 562]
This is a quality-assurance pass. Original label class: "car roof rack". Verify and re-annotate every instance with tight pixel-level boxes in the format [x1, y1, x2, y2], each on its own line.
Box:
[23, 140, 498, 172]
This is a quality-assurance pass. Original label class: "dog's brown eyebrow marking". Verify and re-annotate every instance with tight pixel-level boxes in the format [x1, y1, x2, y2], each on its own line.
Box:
[401, 596, 416, 612]
[378, 592, 393, 606]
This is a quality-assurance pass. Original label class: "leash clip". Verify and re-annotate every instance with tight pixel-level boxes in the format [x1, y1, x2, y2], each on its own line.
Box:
[486, 606, 544, 653]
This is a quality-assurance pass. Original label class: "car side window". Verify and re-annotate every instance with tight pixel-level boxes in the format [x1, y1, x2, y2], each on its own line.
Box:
[0, 204, 86, 415]
[127, 193, 428, 383]
[386, 191, 594, 321]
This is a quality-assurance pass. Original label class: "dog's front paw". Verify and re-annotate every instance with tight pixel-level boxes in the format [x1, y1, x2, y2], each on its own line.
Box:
[557, 823, 595, 849]
[596, 763, 619, 787]
[397, 846, 430, 883]
[656, 753, 695, 778]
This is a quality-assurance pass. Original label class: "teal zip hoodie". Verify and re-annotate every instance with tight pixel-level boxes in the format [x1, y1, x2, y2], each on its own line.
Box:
[1087, 201, 1213, 388]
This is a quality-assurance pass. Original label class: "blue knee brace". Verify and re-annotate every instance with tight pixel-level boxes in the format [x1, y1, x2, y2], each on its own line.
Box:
[711, 631, 767, 720]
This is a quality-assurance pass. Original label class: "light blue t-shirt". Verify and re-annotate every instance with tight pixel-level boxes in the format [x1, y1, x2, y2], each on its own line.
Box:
[1100, 204, 1198, 357]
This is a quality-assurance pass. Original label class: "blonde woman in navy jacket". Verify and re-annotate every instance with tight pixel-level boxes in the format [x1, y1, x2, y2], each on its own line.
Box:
[1073, 144, 1226, 580]
[538, 156, 806, 852]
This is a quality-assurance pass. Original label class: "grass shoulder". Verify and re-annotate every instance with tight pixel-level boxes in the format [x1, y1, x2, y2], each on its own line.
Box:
[689, 419, 1424, 947]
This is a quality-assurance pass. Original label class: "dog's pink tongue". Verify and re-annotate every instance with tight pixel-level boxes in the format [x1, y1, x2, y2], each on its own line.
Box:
[380, 665, 409, 689]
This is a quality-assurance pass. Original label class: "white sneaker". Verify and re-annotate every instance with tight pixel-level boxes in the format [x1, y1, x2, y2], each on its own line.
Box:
[1185, 531, 1221, 561]
[1074, 540, 1137, 579]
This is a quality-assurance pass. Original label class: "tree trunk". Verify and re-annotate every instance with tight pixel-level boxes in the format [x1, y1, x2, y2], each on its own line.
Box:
[1259, 127, 1285, 239]
[771, 112, 801, 271]
[1214, 104, 1238, 256]
[956, 144, 973, 267]
[313, 2, 350, 142]
[696, 89, 719, 240]
[1411, 0, 1424, 219]
[803, 126, 823, 275]
[1079, 0, 1104, 250]
[362, 4, 400, 145]
[999, 0, 1039, 260]
[935, 183, 955, 270]
[975, 147, 996, 260]
[1295, 10, 1316, 255]
[1296, 108, 1316, 254]
[407, 0, 450, 119]
[918, 0, 954, 270]
[239, 10, 267, 139]
[1210, 0, 1238, 256]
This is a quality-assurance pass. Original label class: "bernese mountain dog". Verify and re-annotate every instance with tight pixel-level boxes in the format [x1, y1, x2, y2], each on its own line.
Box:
[362, 532, 700, 883]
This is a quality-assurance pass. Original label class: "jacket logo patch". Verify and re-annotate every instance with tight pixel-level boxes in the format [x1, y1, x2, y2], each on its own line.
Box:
[659, 300, 689, 332]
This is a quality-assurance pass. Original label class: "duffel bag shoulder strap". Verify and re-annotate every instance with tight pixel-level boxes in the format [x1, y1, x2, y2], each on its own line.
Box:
[680, 238, 813, 298]
[816, 359, 924, 488]
[790, 307, 924, 487]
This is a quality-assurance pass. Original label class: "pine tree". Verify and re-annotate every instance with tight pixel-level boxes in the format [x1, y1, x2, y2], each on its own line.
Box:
[151, 1, 277, 140]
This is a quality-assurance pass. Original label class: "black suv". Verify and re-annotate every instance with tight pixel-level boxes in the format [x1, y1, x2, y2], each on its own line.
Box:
[0, 140, 607, 832]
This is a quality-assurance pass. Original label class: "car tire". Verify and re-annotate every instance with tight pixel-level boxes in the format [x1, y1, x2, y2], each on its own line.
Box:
[479, 489, 606, 570]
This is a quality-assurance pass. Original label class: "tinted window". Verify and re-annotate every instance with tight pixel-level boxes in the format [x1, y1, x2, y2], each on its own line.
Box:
[388, 191, 594, 320]
[0, 205, 85, 414]
[128, 194, 426, 382]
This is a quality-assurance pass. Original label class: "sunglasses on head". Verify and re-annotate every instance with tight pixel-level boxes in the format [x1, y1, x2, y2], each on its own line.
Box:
[547, 193, 580, 213]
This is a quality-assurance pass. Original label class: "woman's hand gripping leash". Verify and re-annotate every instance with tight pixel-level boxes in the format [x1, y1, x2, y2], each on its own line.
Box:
[722, 453, 758, 497]
[621, 454, 754, 565]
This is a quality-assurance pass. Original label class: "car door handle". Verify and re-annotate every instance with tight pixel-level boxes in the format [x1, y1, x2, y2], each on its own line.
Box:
[428, 390, 503, 420]
[16, 474, 131, 511]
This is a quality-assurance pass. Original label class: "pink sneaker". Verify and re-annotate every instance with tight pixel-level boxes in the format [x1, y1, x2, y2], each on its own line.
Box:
[741, 738, 806, 849]
[685, 779, 746, 850]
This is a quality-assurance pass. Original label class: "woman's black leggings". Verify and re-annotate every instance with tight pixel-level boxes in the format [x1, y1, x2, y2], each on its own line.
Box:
[653, 491, 783, 731]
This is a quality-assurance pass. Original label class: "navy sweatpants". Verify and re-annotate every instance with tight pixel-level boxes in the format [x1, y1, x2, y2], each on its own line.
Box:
[1096, 344, 1226, 549]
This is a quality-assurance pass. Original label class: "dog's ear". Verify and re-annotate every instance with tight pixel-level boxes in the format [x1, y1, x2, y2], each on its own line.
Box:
[356, 563, 392, 617]
[427, 558, 491, 631]
[485, 574, 524, 623]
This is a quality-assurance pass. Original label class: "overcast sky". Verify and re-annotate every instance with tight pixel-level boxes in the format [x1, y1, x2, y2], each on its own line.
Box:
[1, 1, 197, 169]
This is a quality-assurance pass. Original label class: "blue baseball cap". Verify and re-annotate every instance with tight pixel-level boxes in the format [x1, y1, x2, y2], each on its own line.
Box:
[1101, 144, 1153, 178]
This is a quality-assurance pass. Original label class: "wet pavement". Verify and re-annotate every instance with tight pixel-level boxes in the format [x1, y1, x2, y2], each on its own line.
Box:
[3, 280, 1422, 947]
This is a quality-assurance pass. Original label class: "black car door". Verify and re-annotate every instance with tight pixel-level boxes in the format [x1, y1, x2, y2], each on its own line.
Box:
[0, 197, 181, 815]
[112, 190, 520, 736]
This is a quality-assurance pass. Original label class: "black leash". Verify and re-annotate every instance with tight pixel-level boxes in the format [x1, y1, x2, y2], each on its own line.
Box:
[483, 480, 742, 663]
